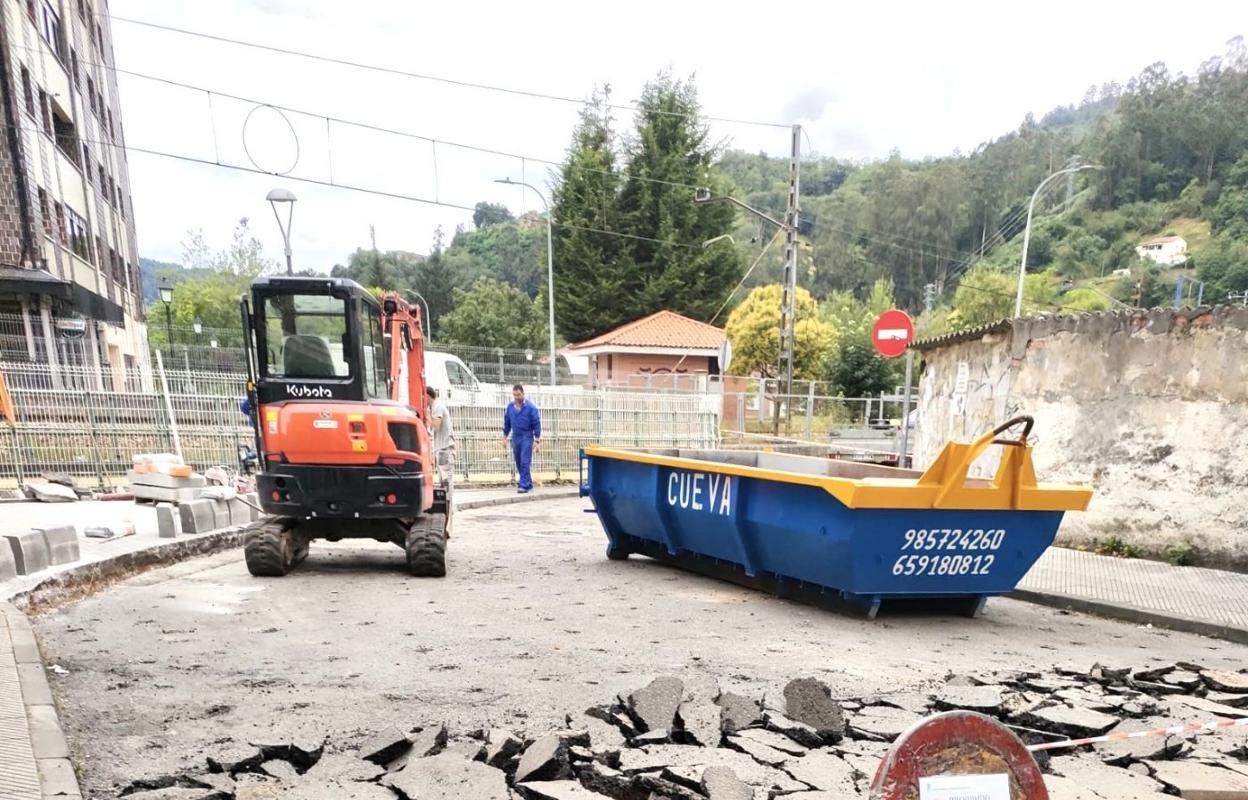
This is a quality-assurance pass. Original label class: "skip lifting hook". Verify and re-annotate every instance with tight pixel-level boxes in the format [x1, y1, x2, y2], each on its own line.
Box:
[990, 415, 1034, 447]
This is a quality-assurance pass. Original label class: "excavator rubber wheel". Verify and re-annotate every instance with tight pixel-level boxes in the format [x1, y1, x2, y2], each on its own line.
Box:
[406, 512, 448, 578]
[244, 518, 298, 577]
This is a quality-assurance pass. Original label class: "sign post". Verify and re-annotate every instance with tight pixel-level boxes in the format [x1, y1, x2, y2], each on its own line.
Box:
[872, 309, 916, 467]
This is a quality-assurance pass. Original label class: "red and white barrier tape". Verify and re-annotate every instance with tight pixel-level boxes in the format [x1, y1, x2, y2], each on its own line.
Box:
[1027, 715, 1248, 752]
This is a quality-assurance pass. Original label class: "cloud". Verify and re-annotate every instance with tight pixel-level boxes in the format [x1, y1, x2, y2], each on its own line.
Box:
[781, 88, 838, 123]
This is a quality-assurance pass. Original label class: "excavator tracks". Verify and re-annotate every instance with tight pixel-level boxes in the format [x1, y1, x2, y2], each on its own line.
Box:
[243, 517, 307, 577]
[405, 512, 448, 577]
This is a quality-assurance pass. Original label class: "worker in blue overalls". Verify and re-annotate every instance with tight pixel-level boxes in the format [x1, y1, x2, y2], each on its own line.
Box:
[502, 384, 541, 494]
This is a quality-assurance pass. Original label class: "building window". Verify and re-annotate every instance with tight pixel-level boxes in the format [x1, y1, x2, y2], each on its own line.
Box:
[64, 208, 90, 261]
[20, 67, 35, 117]
[82, 146, 92, 182]
[96, 23, 104, 51]
[98, 164, 106, 188]
[37, 2, 64, 60]
[86, 77, 96, 113]
[53, 202, 66, 244]
[50, 106, 78, 165]
[38, 189, 52, 237]
[70, 49, 78, 85]
[77, 0, 85, 19]
[37, 90, 51, 135]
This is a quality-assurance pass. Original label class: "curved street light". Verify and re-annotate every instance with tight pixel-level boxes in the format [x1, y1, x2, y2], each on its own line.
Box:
[266, 188, 297, 275]
[1015, 164, 1102, 317]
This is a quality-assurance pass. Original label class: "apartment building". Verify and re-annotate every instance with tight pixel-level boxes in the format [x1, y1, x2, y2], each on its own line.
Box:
[0, 0, 146, 389]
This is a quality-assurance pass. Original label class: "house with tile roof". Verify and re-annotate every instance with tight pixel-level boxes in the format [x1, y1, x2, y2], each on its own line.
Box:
[564, 310, 726, 388]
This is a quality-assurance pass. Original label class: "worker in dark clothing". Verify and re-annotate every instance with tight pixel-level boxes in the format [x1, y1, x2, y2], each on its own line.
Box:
[502, 384, 541, 493]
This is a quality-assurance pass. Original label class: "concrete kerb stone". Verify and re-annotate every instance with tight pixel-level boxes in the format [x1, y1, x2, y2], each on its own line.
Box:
[0, 535, 17, 582]
[5, 531, 51, 575]
[156, 505, 178, 539]
[178, 499, 215, 534]
[34, 525, 80, 566]
[3, 601, 84, 797]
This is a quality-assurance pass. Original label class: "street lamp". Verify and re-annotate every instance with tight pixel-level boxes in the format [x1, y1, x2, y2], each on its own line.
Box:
[496, 177, 556, 386]
[1015, 164, 1101, 317]
[158, 279, 174, 352]
[406, 290, 432, 339]
[266, 187, 297, 275]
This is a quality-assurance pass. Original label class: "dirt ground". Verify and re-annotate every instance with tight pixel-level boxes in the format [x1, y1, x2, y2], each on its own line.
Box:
[32, 498, 1248, 797]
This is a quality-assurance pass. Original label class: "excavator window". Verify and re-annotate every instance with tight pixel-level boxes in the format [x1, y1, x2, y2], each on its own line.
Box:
[361, 303, 387, 399]
[263, 294, 349, 378]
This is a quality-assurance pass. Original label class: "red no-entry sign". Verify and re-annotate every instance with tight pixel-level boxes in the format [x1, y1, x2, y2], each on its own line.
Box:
[872, 309, 914, 359]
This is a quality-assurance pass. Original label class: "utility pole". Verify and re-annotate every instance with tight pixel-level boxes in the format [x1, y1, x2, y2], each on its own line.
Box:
[1064, 155, 1079, 210]
[775, 124, 801, 435]
[923, 282, 937, 315]
[370, 225, 380, 288]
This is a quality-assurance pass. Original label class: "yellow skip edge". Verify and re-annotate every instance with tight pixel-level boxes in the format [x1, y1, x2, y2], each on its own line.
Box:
[584, 430, 1092, 513]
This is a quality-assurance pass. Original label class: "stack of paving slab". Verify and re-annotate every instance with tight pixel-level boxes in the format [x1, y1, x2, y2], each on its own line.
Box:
[0, 525, 79, 581]
[126, 469, 207, 504]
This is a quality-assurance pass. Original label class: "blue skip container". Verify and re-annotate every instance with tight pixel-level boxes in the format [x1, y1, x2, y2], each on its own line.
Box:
[580, 417, 1091, 617]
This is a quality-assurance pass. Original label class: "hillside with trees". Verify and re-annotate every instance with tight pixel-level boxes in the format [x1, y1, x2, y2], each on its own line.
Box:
[143, 41, 1248, 395]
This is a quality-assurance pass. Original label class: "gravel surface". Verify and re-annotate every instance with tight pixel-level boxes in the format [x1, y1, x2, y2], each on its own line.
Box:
[32, 498, 1248, 796]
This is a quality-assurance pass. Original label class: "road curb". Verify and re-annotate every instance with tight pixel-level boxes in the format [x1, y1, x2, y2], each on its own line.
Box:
[1009, 588, 1248, 645]
[2, 602, 82, 799]
[7, 488, 580, 612]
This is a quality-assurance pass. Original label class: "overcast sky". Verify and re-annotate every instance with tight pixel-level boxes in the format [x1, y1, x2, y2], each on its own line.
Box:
[110, 0, 1247, 271]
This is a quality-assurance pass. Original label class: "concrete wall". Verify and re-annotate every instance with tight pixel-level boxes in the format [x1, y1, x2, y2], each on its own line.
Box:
[915, 307, 1248, 568]
[590, 352, 714, 385]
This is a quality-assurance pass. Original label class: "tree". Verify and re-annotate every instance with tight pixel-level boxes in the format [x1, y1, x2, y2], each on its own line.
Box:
[1196, 234, 1248, 300]
[472, 202, 514, 229]
[550, 87, 632, 342]
[615, 74, 743, 326]
[415, 226, 457, 336]
[147, 220, 275, 344]
[724, 284, 834, 380]
[829, 341, 897, 399]
[949, 265, 1015, 328]
[820, 279, 901, 396]
[437, 278, 547, 349]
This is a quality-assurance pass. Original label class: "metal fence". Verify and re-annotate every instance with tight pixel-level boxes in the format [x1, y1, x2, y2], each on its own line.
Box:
[0, 362, 717, 491]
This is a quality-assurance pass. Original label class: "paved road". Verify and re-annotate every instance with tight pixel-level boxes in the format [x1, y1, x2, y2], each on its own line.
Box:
[32, 498, 1248, 796]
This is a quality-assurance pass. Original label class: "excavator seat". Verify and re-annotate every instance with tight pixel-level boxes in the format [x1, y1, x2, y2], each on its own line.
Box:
[283, 334, 335, 378]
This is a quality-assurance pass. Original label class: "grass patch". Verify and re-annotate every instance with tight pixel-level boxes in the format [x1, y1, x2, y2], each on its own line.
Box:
[1095, 536, 1142, 558]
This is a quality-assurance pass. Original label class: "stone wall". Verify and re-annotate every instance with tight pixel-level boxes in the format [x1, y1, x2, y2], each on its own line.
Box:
[915, 307, 1248, 569]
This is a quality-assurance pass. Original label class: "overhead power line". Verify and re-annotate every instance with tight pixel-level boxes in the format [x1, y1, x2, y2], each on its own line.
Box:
[108, 15, 792, 130]
[20, 45, 706, 194]
[7, 124, 706, 250]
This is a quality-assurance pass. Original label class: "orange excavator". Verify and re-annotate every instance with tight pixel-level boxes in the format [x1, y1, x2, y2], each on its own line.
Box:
[239, 276, 450, 577]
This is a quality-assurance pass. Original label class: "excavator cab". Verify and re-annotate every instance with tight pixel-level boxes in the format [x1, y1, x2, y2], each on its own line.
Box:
[240, 276, 449, 578]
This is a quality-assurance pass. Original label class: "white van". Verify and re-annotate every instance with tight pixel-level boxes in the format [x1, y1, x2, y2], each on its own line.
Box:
[424, 351, 495, 404]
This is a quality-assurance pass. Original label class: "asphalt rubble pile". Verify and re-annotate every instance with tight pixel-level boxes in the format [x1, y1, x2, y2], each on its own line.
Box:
[117, 661, 1248, 800]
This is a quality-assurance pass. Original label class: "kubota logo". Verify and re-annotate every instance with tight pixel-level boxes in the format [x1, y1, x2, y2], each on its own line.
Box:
[287, 384, 332, 399]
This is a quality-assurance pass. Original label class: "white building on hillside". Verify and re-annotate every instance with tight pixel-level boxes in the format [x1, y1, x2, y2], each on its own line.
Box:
[1135, 235, 1188, 267]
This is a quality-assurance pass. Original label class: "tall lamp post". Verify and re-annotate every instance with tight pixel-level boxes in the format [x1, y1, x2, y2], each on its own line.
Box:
[1015, 164, 1101, 317]
[496, 178, 556, 386]
[158, 279, 174, 354]
[266, 188, 297, 275]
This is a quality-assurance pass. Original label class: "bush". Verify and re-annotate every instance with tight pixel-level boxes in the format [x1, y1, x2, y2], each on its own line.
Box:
[1165, 541, 1196, 567]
